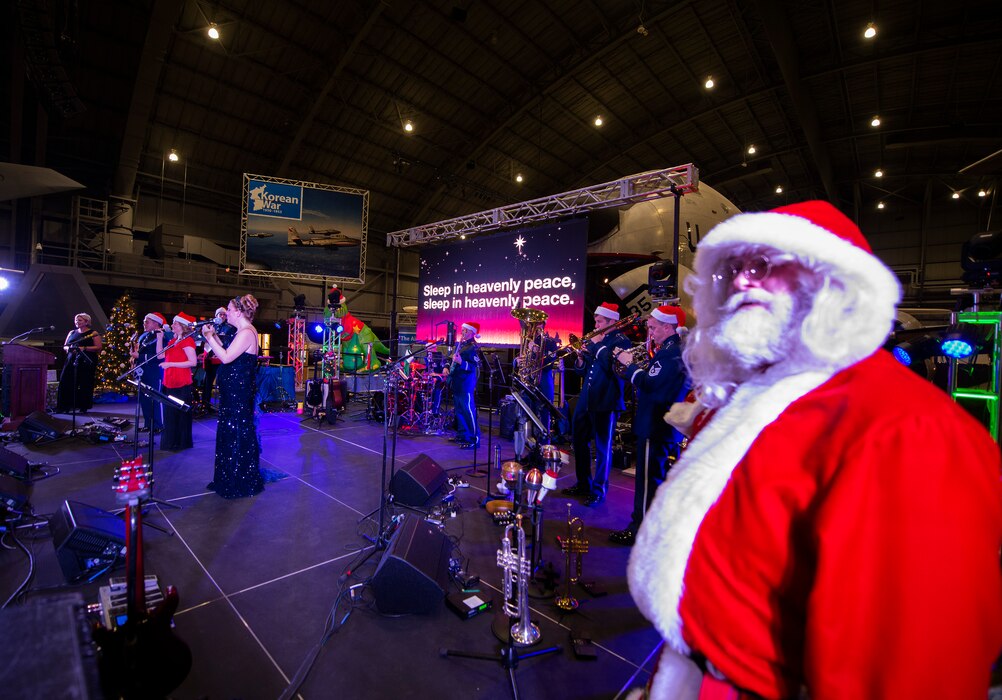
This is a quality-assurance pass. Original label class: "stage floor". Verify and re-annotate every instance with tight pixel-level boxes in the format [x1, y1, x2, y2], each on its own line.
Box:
[0, 398, 661, 700]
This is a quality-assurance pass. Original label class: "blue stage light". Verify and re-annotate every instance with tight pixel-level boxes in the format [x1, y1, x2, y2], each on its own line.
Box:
[891, 346, 912, 366]
[941, 336, 974, 359]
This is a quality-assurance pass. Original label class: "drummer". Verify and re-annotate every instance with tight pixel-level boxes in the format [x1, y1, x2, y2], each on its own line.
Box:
[423, 342, 450, 415]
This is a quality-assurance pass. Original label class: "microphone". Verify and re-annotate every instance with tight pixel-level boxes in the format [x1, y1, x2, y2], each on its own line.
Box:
[193, 318, 219, 328]
[32, 325, 56, 332]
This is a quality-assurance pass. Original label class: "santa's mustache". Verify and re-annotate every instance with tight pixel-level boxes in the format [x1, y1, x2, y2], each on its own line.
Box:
[721, 288, 776, 314]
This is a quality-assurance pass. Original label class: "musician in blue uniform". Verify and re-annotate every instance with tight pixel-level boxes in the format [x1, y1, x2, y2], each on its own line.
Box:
[610, 305, 689, 544]
[129, 311, 172, 432]
[451, 322, 481, 448]
[564, 302, 632, 506]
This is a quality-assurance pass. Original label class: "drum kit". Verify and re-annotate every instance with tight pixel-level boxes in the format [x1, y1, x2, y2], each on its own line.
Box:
[371, 365, 452, 434]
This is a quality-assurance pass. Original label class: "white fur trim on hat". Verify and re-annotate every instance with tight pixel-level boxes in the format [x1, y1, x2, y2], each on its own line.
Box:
[173, 312, 195, 327]
[595, 303, 620, 321]
[694, 203, 901, 365]
[144, 312, 166, 326]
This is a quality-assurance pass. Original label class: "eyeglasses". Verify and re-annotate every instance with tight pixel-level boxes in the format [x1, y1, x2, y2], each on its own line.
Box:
[711, 253, 795, 286]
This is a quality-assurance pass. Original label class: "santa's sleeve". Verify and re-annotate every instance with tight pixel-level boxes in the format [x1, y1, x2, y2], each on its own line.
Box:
[803, 412, 1002, 699]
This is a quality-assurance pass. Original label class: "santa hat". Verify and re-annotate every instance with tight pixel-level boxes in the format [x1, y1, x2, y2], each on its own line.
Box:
[144, 312, 166, 326]
[594, 302, 620, 321]
[651, 305, 686, 327]
[173, 312, 195, 327]
[461, 321, 481, 337]
[695, 200, 900, 361]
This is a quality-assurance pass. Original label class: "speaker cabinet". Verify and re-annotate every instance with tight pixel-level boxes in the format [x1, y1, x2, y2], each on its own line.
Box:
[19, 411, 71, 444]
[390, 454, 447, 506]
[0, 472, 31, 513]
[50, 501, 125, 583]
[0, 446, 31, 479]
[371, 514, 451, 614]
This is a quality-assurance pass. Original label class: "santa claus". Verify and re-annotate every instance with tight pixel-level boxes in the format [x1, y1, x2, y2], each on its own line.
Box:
[628, 200, 1002, 699]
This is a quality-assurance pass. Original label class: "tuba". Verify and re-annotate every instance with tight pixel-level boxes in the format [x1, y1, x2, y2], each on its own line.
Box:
[511, 306, 548, 386]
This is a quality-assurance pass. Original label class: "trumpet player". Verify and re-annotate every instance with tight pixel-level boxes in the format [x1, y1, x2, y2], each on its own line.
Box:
[610, 305, 689, 545]
[563, 302, 631, 507]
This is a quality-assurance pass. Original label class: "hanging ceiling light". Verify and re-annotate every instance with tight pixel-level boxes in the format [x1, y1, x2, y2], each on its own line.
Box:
[978, 189, 987, 197]
[207, 24, 220, 40]
[877, 201, 885, 209]
[168, 149, 179, 163]
[874, 168, 883, 178]
[594, 116, 603, 127]
[863, 22, 877, 39]
[952, 192, 961, 200]
[870, 116, 881, 127]
[403, 120, 414, 133]
[747, 145, 756, 155]
[775, 185, 783, 194]
[515, 173, 524, 183]
[704, 76, 714, 89]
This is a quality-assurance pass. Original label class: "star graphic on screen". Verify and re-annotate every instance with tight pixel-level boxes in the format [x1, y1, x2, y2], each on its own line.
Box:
[514, 235, 526, 253]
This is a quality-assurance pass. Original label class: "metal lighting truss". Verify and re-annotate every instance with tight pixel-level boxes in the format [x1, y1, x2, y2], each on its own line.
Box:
[386, 164, 699, 248]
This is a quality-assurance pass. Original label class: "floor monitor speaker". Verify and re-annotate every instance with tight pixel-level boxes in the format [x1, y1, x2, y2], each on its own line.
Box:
[370, 514, 451, 614]
[389, 453, 447, 506]
[50, 500, 125, 583]
[0, 446, 31, 478]
[0, 472, 31, 513]
[19, 411, 71, 444]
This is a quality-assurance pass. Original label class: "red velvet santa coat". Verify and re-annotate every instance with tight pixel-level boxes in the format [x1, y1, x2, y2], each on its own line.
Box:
[629, 350, 1002, 699]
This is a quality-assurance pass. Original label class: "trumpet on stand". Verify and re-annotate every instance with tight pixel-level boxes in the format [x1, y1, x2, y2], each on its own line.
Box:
[554, 504, 589, 611]
[494, 514, 540, 646]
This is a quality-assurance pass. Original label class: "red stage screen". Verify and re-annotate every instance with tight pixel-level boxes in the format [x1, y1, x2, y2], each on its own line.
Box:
[416, 220, 588, 347]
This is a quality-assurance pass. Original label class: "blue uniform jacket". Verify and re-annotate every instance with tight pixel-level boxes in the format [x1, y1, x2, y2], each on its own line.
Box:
[576, 330, 631, 412]
[625, 334, 688, 440]
[451, 341, 480, 392]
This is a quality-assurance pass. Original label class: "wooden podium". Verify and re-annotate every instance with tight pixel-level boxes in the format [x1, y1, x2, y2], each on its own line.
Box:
[1, 343, 56, 429]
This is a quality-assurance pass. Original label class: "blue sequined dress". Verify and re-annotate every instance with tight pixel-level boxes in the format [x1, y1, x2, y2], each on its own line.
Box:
[212, 352, 263, 499]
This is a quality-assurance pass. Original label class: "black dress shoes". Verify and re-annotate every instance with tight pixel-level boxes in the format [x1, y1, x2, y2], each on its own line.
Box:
[459, 441, 479, 450]
[609, 528, 636, 545]
[561, 484, 589, 496]
[584, 494, 605, 507]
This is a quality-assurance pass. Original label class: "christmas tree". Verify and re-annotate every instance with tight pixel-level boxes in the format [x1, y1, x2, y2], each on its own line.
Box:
[95, 293, 139, 395]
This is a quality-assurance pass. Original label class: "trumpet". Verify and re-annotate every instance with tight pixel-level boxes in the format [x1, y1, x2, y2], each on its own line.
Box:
[497, 514, 541, 646]
[552, 312, 640, 364]
[555, 503, 589, 611]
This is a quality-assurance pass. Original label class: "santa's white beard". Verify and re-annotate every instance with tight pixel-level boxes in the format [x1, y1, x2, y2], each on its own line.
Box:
[711, 288, 799, 372]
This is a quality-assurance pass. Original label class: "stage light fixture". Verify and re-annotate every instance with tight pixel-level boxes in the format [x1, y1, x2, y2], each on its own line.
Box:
[293, 294, 307, 313]
[306, 322, 326, 344]
[0, 277, 9, 291]
[892, 333, 942, 369]
[941, 326, 991, 360]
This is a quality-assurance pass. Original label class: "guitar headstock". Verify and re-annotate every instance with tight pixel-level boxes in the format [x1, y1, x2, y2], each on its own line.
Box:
[114, 456, 152, 503]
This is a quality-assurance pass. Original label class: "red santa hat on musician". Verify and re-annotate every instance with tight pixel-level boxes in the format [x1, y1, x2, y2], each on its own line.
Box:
[594, 302, 620, 321]
[461, 321, 481, 338]
[173, 312, 195, 328]
[650, 304, 685, 327]
[144, 312, 167, 327]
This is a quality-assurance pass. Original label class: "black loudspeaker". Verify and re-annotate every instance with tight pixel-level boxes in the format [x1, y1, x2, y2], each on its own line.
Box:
[0, 472, 31, 513]
[50, 500, 125, 583]
[499, 398, 518, 439]
[0, 446, 31, 478]
[389, 454, 447, 506]
[370, 514, 451, 614]
[19, 411, 71, 444]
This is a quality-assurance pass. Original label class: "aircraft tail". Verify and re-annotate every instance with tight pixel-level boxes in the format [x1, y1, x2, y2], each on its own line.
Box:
[287, 227, 303, 246]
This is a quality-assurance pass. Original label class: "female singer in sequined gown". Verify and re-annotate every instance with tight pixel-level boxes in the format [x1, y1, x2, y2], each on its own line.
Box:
[201, 294, 264, 499]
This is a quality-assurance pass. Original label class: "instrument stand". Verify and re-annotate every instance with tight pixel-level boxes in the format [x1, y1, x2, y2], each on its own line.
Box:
[468, 349, 501, 479]
[441, 620, 560, 700]
[358, 370, 404, 550]
[114, 359, 194, 535]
